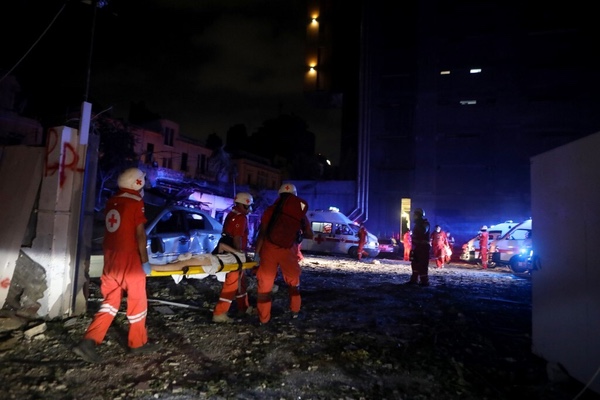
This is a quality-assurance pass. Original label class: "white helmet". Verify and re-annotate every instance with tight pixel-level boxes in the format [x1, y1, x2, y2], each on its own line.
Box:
[481, 225, 488, 231]
[278, 183, 297, 196]
[234, 192, 253, 206]
[117, 168, 145, 191]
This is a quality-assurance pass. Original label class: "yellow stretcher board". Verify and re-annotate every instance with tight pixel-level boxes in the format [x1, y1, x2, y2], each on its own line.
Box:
[149, 261, 258, 277]
[146, 251, 257, 278]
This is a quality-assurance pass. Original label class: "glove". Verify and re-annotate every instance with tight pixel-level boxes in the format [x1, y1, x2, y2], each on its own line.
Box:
[142, 261, 152, 275]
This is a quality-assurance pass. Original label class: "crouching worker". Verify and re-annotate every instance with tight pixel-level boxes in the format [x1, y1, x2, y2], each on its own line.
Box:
[73, 167, 157, 363]
[254, 183, 313, 324]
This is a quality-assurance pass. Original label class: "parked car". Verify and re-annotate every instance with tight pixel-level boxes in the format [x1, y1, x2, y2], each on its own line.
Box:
[489, 218, 532, 271]
[90, 203, 224, 278]
[378, 237, 401, 257]
[460, 220, 518, 262]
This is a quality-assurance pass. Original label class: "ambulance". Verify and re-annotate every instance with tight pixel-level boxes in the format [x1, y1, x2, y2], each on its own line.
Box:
[489, 218, 532, 270]
[301, 208, 380, 258]
[459, 220, 518, 262]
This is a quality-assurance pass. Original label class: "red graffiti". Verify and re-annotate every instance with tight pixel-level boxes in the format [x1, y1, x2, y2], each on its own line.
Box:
[1, 278, 10, 289]
[44, 128, 85, 188]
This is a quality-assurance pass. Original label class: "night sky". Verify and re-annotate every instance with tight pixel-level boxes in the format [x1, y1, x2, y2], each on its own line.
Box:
[2, 0, 342, 164]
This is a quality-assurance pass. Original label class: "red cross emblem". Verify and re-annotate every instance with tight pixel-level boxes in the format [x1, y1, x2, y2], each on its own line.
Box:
[105, 209, 121, 233]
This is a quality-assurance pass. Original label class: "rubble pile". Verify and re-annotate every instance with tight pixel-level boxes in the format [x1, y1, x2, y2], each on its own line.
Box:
[0, 255, 595, 399]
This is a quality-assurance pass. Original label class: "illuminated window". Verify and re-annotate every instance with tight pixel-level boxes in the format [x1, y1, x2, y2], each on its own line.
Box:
[470, 68, 482, 74]
[459, 100, 477, 105]
[440, 70, 451, 75]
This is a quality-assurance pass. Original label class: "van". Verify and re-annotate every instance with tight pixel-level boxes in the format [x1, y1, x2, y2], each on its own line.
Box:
[489, 218, 532, 269]
[459, 221, 518, 262]
[301, 208, 380, 258]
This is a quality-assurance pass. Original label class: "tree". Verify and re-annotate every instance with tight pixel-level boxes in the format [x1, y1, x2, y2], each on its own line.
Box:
[92, 117, 137, 209]
[206, 132, 234, 184]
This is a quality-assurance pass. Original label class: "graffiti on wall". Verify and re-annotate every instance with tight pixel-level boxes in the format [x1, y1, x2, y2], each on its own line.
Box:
[44, 127, 85, 188]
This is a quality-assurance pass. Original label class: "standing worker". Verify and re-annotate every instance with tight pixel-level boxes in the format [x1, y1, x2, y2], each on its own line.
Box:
[406, 208, 431, 286]
[357, 224, 369, 261]
[254, 183, 314, 324]
[430, 225, 450, 269]
[72, 167, 156, 363]
[478, 225, 489, 269]
[212, 192, 254, 323]
[445, 231, 455, 264]
[402, 230, 412, 261]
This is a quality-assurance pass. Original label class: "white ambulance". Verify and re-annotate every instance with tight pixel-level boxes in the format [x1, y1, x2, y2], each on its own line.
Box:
[459, 220, 518, 262]
[489, 218, 532, 269]
[301, 208, 380, 258]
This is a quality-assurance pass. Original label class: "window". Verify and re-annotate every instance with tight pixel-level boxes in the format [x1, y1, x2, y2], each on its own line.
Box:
[200, 154, 206, 173]
[311, 221, 333, 234]
[186, 212, 206, 231]
[146, 143, 154, 164]
[164, 127, 174, 146]
[181, 152, 188, 172]
[162, 157, 172, 169]
[153, 211, 183, 234]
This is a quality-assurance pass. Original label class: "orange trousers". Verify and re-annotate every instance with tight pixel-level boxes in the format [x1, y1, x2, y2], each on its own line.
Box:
[256, 242, 301, 324]
[213, 270, 249, 316]
[84, 250, 148, 349]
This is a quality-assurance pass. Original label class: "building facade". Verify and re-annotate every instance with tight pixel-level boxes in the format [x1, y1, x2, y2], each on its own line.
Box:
[305, 0, 600, 245]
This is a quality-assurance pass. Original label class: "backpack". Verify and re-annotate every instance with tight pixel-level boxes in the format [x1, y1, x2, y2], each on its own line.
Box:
[265, 194, 309, 248]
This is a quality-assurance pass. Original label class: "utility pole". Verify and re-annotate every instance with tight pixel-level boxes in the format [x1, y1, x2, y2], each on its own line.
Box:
[84, 0, 99, 102]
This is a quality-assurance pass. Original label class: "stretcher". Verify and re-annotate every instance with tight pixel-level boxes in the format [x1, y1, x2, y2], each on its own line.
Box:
[148, 249, 258, 283]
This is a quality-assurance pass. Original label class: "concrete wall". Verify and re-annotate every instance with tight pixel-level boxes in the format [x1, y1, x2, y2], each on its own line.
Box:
[531, 132, 600, 394]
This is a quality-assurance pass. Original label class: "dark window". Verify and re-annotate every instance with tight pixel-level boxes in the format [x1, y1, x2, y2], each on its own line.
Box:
[181, 153, 188, 172]
[146, 143, 154, 164]
[186, 212, 207, 231]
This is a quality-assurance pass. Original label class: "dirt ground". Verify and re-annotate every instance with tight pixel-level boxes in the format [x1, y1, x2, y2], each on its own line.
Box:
[1, 254, 599, 400]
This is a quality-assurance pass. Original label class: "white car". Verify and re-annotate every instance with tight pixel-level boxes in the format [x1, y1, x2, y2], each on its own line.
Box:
[90, 204, 223, 278]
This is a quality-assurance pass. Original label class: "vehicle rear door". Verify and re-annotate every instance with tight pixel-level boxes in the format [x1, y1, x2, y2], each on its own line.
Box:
[146, 209, 191, 264]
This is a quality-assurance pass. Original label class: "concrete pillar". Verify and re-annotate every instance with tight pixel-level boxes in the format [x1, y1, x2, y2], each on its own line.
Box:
[23, 126, 87, 318]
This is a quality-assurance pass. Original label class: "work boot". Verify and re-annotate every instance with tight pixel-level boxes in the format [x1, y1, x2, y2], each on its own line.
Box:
[212, 313, 234, 323]
[419, 275, 430, 287]
[405, 272, 419, 285]
[237, 306, 256, 317]
[72, 339, 101, 364]
[129, 342, 159, 355]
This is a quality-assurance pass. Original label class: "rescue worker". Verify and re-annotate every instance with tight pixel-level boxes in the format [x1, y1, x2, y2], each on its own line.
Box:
[212, 192, 254, 323]
[478, 225, 489, 269]
[406, 208, 431, 286]
[402, 230, 412, 261]
[430, 225, 450, 269]
[255, 183, 314, 324]
[73, 167, 156, 363]
[446, 231, 455, 264]
[357, 224, 369, 260]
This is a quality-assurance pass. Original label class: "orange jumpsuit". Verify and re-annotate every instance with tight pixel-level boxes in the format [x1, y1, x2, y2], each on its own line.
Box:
[403, 231, 412, 261]
[357, 225, 368, 260]
[84, 189, 149, 349]
[430, 229, 449, 268]
[479, 230, 489, 269]
[213, 207, 250, 316]
[256, 196, 311, 324]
